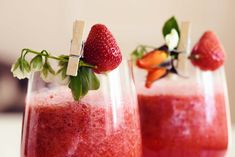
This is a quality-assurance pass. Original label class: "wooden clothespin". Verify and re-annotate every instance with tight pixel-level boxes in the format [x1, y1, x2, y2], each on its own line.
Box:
[176, 22, 191, 76]
[66, 20, 85, 76]
[177, 21, 191, 54]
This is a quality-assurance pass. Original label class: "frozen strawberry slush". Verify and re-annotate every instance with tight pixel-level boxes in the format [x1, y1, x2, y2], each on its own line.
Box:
[138, 85, 228, 157]
[21, 87, 141, 157]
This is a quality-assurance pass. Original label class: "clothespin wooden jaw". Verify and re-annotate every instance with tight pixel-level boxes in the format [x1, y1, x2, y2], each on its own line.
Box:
[177, 21, 191, 54]
[66, 20, 85, 76]
[176, 21, 191, 75]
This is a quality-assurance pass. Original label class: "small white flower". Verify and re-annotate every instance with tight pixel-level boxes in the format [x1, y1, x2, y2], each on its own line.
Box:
[11, 59, 31, 79]
[55, 66, 70, 85]
[30, 55, 43, 72]
[40, 62, 56, 83]
[40, 71, 55, 83]
[165, 29, 179, 51]
[11, 64, 30, 79]
[55, 74, 70, 85]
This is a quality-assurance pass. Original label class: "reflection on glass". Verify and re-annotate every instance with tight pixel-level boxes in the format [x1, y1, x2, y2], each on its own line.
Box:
[21, 61, 142, 157]
[135, 64, 231, 157]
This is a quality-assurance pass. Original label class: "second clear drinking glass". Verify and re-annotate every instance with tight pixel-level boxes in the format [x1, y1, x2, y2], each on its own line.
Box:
[134, 63, 231, 157]
[21, 61, 142, 157]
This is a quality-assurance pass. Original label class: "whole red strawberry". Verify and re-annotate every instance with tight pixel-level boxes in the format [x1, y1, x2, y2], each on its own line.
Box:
[190, 31, 225, 71]
[83, 24, 122, 73]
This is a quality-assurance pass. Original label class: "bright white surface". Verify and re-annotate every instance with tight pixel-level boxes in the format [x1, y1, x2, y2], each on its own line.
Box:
[0, 114, 234, 157]
[0, 114, 22, 157]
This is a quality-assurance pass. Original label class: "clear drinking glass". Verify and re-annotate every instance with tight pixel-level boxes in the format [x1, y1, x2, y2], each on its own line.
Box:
[21, 61, 142, 157]
[134, 62, 231, 157]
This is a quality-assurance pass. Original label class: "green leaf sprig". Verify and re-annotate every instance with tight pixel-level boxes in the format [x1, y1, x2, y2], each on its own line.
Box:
[131, 16, 182, 77]
[69, 67, 100, 100]
[11, 48, 100, 101]
[132, 17, 180, 61]
[162, 16, 180, 38]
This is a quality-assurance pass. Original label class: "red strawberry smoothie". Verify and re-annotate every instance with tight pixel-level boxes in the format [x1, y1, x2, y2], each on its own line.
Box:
[137, 83, 228, 157]
[21, 87, 141, 157]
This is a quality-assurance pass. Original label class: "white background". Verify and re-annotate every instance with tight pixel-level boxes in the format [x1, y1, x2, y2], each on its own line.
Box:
[0, 0, 234, 156]
[0, 0, 234, 122]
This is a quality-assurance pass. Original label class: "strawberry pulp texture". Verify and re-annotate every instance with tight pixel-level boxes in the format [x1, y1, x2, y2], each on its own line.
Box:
[21, 90, 141, 157]
[191, 31, 225, 71]
[138, 92, 228, 157]
[84, 24, 122, 73]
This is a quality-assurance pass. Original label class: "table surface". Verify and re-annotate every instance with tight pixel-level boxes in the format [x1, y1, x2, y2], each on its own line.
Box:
[0, 114, 234, 157]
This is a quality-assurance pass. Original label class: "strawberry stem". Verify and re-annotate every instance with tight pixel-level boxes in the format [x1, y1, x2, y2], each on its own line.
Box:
[188, 54, 200, 60]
